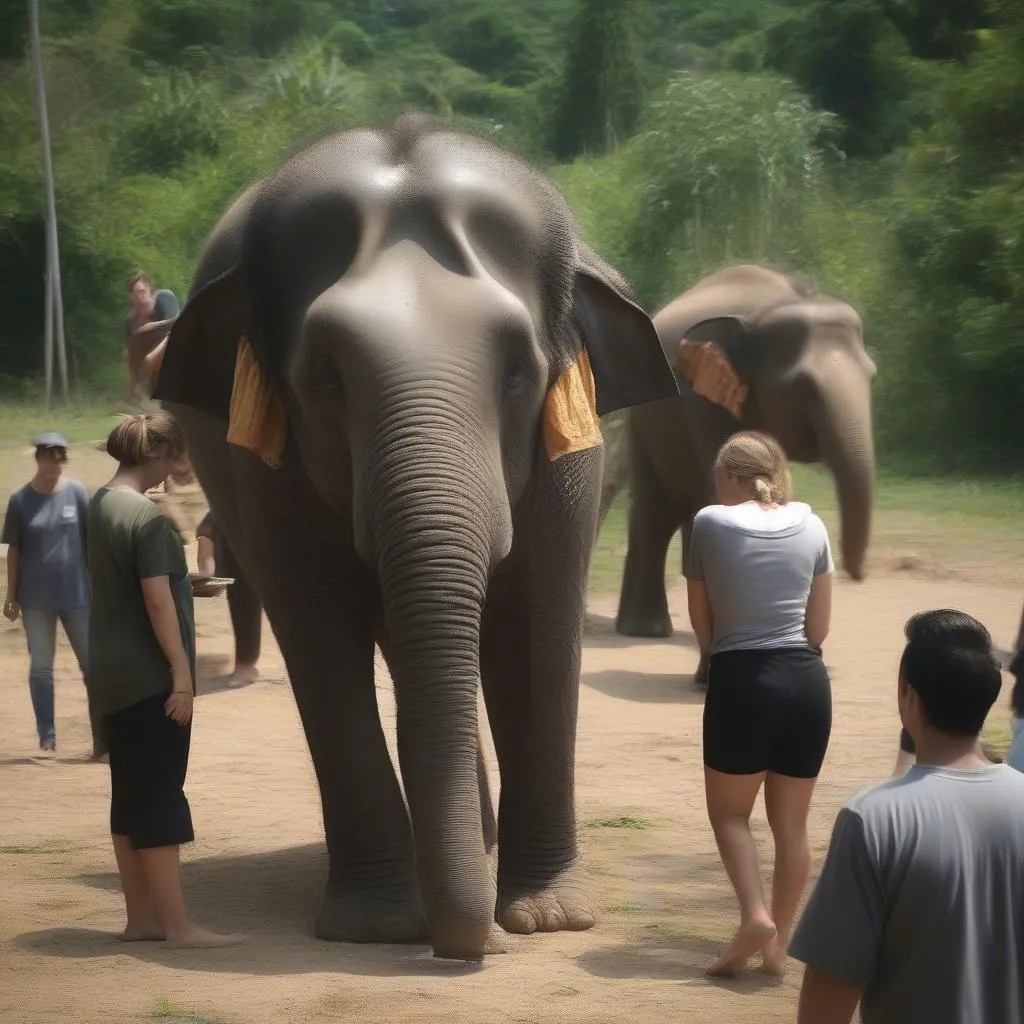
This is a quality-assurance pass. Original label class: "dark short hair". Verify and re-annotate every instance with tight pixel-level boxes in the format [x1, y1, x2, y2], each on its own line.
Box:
[899, 609, 1002, 737]
[127, 270, 152, 292]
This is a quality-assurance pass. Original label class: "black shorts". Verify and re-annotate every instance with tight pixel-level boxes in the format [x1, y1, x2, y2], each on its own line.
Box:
[105, 690, 194, 849]
[703, 647, 832, 779]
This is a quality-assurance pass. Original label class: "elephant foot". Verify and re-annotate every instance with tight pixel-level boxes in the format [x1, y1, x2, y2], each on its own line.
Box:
[615, 608, 673, 638]
[315, 879, 427, 944]
[496, 861, 597, 935]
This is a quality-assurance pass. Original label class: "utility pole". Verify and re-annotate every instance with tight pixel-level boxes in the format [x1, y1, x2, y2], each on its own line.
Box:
[28, 0, 69, 405]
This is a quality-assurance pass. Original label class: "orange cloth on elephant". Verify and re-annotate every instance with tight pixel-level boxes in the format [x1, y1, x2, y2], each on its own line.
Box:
[227, 336, 287, 470]
[543, 349, 603, 461]
[677, 340, 748, 419]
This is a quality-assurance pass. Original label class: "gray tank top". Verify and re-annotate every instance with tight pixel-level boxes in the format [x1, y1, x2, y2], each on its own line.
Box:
[686, 501, 833, 654]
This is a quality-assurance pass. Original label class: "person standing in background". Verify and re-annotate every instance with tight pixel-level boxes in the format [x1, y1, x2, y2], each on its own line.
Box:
[124, 271, 179, 402]
[2, 433, 103, 757]
[686, 431, 834, 978]
[195, 512, 262, 687]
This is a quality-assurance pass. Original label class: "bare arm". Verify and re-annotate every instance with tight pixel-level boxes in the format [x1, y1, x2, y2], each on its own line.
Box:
[805, 572, 832, 649]
[797, 965, 861, 1024]
[687, 578, 713, 655]
[3, 545, 20, 619]
[141, 575, 191, 686]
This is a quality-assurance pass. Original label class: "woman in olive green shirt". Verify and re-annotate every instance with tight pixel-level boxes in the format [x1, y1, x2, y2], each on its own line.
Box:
[88, 411, 242, 948]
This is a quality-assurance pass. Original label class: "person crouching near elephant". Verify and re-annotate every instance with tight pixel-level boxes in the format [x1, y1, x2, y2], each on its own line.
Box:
[195, 511, 262, 687]
[685, 430, 833, 979]
[87, 412, 244, 947]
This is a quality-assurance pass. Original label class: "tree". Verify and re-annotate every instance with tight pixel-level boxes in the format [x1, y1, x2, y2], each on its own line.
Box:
[547, 0, 645, 160]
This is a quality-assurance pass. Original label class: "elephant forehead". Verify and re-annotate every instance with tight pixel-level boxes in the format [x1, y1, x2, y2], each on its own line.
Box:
[255, 127, 566, 284]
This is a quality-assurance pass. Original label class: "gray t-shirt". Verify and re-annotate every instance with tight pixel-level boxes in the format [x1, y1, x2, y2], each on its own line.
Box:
[1, 480, 90, 610]
[790, 765, 1024, 1024]
[686, 501, 833, 654]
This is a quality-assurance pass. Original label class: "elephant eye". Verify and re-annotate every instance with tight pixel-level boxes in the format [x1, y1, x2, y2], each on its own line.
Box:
[310, 351, 343, 396]
[504, 361, 531, 393]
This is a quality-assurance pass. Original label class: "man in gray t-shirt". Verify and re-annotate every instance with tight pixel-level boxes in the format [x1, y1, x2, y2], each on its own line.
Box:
[791, 609, 1024, 1024]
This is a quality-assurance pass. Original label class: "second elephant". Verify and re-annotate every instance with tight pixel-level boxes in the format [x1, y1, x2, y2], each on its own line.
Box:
[613, 264, 876, 654]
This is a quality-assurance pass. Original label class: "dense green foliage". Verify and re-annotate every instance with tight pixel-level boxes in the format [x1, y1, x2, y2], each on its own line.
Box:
[0, 0, 1020, 470]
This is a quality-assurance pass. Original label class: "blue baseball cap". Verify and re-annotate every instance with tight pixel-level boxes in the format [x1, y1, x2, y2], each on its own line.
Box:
[33, 432, 69, 450]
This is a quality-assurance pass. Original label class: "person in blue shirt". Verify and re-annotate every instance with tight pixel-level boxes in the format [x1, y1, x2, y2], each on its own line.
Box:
[2, 433, 103, 756]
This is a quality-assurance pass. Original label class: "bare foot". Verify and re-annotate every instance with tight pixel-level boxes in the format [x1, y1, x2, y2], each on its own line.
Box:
[226, 664, 260, 688]
[166, 926, 246, 948]
[758, 938, 788, 977]
[118, 924, 165, 942]
[706, 918, 777, 978]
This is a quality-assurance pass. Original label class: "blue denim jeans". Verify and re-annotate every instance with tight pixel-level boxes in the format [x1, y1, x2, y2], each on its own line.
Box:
[21, 607, 102, 751]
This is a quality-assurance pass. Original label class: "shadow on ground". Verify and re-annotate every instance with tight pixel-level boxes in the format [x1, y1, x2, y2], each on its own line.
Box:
[576, 933, 784, 993]
[582, 670, 705, 706]
[14, 842, 496, 977]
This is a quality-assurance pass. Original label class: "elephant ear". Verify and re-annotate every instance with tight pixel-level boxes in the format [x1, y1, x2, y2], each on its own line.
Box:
[152, 268, 288, 470]
[678, 316, 751, 420]
[571, 266, 680, 417]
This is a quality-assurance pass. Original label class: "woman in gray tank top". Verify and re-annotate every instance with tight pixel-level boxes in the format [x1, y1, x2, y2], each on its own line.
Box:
[685, 431, 833, 979]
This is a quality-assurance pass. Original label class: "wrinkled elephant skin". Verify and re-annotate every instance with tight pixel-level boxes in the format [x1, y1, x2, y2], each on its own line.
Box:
[152, 115, 679, 961]
[613, 264, 876, 662]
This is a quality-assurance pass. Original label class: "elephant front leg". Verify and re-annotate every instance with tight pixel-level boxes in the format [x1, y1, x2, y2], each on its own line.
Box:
[481, 450, 601, 936]
[481, 583, 596, 936]
[232, 469, 425, 944]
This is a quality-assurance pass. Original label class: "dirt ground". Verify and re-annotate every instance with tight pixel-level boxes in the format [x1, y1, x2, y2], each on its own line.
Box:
[1, 445, 1020, 1024]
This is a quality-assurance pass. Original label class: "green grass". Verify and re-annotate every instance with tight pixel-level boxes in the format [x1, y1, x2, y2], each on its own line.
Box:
[583, 816, 652, 830]
[0, 841, 77, 854]
[588, 465, 1024, 595]
[0, 396, 125, 448]
[151, 999, 227, 1024]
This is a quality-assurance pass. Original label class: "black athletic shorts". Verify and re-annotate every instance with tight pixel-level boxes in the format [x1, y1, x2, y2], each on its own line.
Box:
[106, 690, 194, 849]
[703, 647, 832, 779]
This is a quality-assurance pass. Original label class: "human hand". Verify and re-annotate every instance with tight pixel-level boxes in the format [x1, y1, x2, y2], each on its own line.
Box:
[165, 665, 194, 725]
[165, 689, 193, 726]
[3, 599, 19, 622]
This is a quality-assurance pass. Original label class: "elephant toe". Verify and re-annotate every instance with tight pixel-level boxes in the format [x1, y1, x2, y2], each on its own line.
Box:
[496, 865, 597, 935]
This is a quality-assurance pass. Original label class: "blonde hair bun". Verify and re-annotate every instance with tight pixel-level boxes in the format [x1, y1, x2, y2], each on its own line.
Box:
[715, 430, 792, 504]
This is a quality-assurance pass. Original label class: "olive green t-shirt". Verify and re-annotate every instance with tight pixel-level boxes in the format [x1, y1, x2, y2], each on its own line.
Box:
[86, 487, 196, 716]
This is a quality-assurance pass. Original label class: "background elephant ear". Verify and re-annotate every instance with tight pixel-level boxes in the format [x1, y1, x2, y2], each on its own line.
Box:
[572, 267, 680, 417]
[678, 316, 751, 420]
[152, 269, 245, 420]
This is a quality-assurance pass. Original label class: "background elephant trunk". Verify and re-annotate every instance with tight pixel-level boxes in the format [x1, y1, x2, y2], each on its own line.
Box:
[815, 380, 875, 580]
[363, 409, 511, 961]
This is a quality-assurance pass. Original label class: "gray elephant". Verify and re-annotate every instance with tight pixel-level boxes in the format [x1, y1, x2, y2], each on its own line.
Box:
[611, 264, 875, 663]
[152, 114, 679, 961]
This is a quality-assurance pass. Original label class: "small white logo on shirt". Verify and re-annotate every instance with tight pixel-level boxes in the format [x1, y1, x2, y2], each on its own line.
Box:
[61, 505, 78, 521]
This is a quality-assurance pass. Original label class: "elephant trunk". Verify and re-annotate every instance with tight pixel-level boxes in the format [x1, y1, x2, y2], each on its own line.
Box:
[363, 405, 510, 961]
[815, 378, 875, 581]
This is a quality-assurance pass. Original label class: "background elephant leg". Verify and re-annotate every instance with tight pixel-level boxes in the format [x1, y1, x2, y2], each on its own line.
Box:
[616, 436, 679, 637]
[481, 449, 600, 936]
[213, 532, 262, 681]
